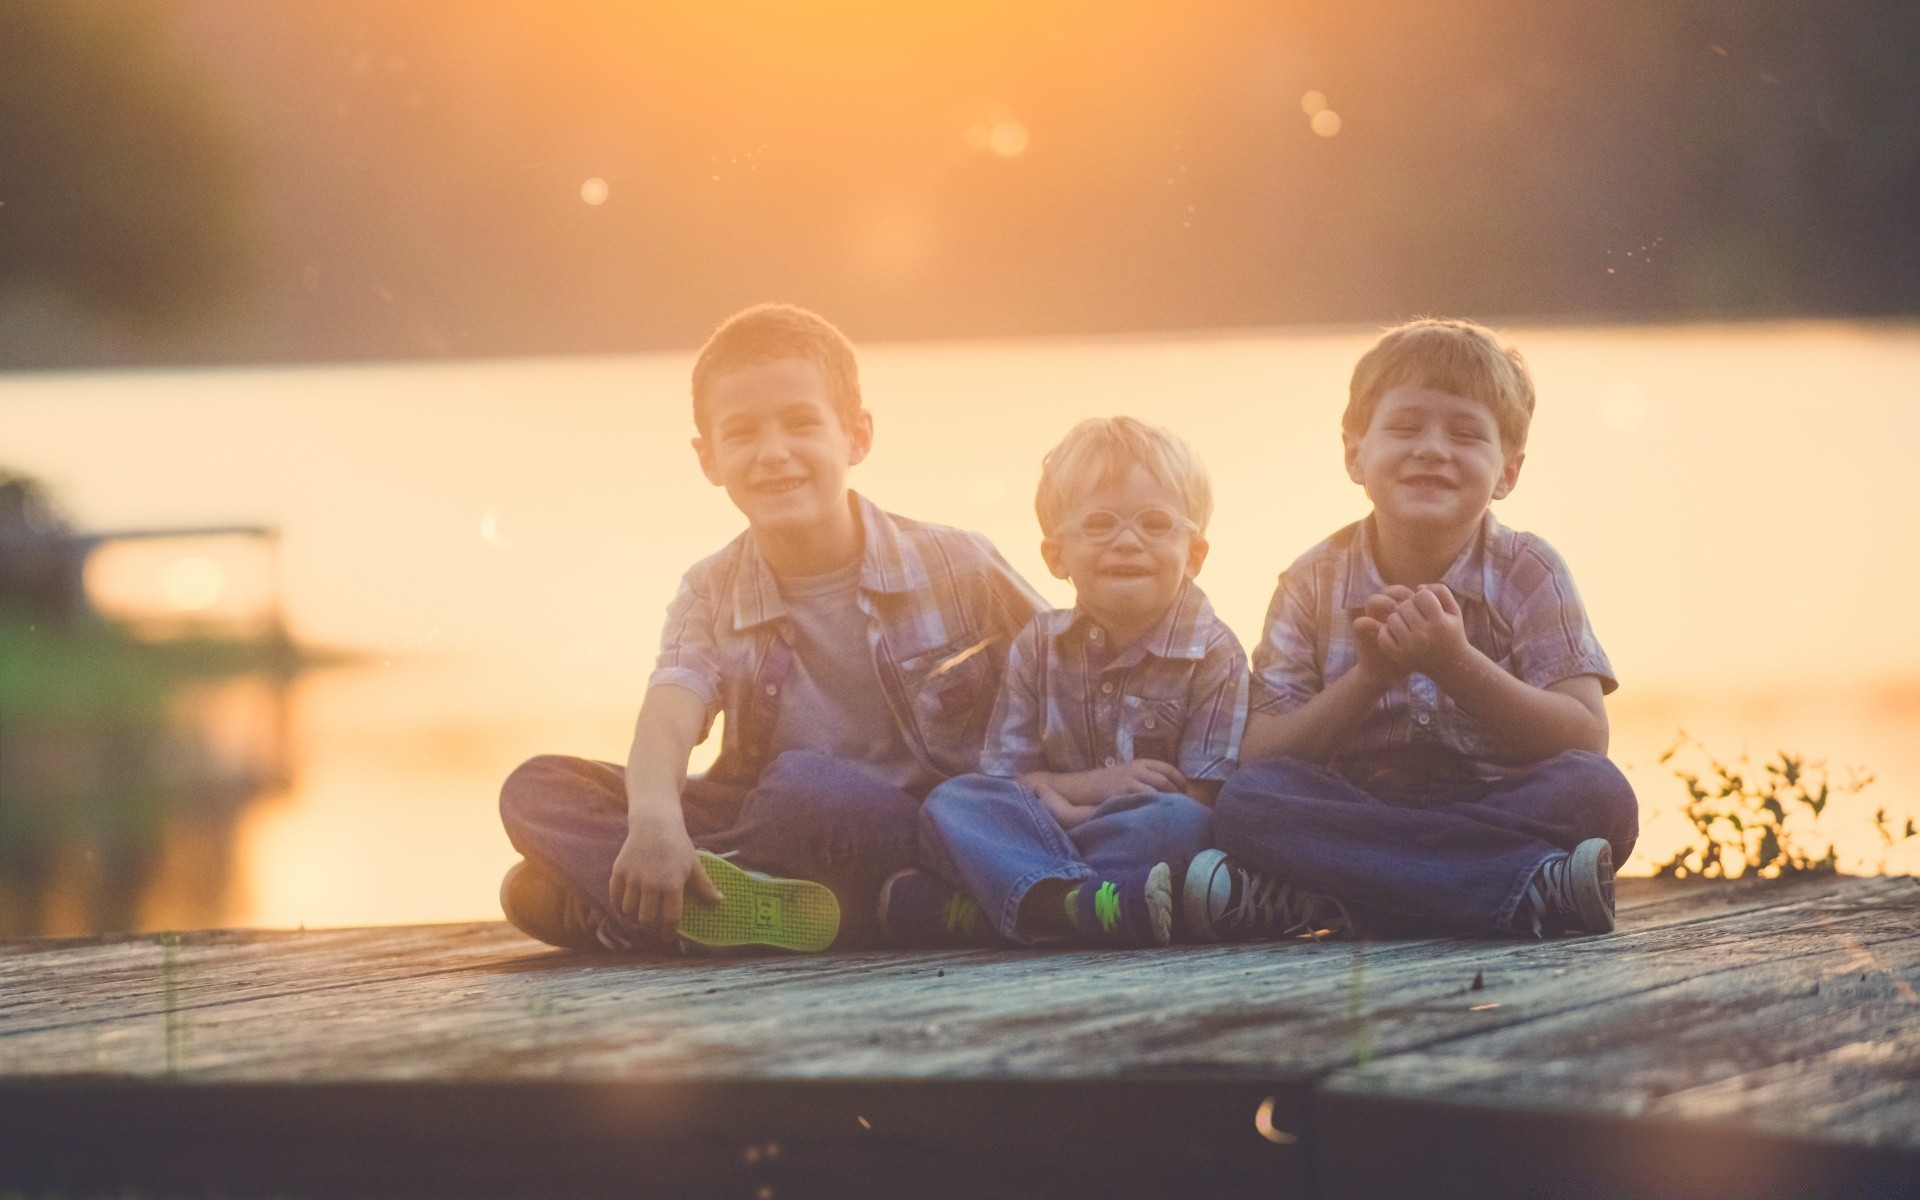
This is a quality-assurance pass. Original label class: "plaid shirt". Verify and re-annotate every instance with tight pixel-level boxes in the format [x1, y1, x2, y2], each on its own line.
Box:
[981, 579, 1249, 783]
[1252, 513, 1615, 786]
[649, 493, 1046, 792]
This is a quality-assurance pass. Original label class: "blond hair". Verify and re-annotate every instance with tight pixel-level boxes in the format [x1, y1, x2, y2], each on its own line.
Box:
[690, 303, 862, 434]
[1035, 416, 1213, 535]
[1345, 318, 1535, 452]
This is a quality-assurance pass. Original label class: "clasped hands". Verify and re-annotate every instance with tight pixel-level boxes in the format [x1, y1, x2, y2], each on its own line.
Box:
[1351, 583, 1472, 685]
[1022, 759, 1187, 831]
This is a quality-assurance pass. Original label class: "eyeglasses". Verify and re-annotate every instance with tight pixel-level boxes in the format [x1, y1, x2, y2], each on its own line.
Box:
[1056, 507, 1197, 544]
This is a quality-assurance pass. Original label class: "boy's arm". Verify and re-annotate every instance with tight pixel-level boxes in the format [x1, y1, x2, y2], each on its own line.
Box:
[1172, 623, 1250, 806]
[1380, 585, 1608, 757]
[609, 684, 724, 943]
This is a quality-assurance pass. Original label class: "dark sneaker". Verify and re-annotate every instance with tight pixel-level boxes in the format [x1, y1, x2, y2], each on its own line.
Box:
[1071, 863, 1174, 948]
[877, 869, 996, 947]
[1513, 838, 1615, 937]
[1182, 849, 1352, 942]
[678, 851, 840, 953]
[500, 859, 633, 952]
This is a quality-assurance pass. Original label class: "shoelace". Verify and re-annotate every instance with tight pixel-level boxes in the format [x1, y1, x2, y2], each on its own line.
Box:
[1229, 871, 1349, 940]
[1515, 854, 1572, 938]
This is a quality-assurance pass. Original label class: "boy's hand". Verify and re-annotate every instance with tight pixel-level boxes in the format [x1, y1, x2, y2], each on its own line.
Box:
[1033, 781, 1093, 830]
[1380, 584, 1471, 677]
[608, 813, 724, 945]
[1352, 586, 1414, 685]
[1080, 759, 1188, 804]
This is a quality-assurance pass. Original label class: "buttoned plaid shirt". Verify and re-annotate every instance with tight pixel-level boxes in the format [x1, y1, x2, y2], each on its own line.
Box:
[1252, 513, 1615, 786]
[981, 579, 1248, 783]
[648, 493, 1046, 793]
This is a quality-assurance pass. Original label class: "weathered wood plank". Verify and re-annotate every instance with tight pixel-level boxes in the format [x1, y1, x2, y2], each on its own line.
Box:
[1, 877, 1913, 1198]
[1314, 877, 1920, 1195]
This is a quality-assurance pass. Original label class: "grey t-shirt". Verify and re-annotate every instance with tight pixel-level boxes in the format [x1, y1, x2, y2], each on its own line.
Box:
[770, 558, 926, 793]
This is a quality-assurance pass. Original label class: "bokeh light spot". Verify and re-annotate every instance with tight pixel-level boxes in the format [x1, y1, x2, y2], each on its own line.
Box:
[1300, 90, 1328, 116]
[580, 177, 609, 206]
[163, 556, 227, 612]
[1310, 110, 1343, 137]
[987, 120, 1029, 157]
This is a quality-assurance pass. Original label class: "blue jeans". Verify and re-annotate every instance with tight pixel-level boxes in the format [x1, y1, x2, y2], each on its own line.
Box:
[919, 773, 1213, 944]
[499, 749, 920, 949]
[1214, 751, 1638, 936]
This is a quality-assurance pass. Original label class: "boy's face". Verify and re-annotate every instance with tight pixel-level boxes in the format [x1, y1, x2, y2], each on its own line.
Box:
[1344, 383, 1524, 536]
[692, 357, 872, 537]
[1041, 464, 1208, 634]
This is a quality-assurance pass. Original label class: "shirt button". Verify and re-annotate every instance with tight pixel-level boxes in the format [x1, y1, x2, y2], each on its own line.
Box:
[764, 683, 778, 696]
[1144, 717, 1157, 729]
[1416, 712, 1431, 725]
[1103, 756, 1116, 767]
[1100, 681, 1115, 694]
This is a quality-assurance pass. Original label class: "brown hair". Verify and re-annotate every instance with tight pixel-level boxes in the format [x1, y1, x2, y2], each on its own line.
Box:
[690, 304, 862, 432]
[1344, 318, 1535, 452]
[1035, 416, 1213, 536]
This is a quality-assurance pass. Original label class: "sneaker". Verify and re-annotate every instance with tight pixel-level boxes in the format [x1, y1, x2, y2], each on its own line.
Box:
[876, 869, 996, 947]
[1513, 838, 1615, 937]
[677, 850, 841, 953]
[1182, 849, 1352, 942]
[1070, 863, 1174, 948]
[500, 859, 633, 952]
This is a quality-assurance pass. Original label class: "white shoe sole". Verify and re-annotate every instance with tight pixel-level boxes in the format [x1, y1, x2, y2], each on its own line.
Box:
[1181, 849, 1228, 942]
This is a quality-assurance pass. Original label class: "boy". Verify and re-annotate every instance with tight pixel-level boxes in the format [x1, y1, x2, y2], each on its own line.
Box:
[498, 304, 1044, 953]
[885, 417, 1247, 948]
[1187, 318, 1637, 942]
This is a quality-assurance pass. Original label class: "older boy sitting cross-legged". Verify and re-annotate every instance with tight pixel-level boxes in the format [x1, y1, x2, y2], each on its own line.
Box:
[1189, 318, 1638, 944]
[497, 304, 1043, 954]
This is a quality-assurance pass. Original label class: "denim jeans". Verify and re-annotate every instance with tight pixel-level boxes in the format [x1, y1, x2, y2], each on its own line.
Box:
[1214, 751, 1638, 936]
[498, 749, 921, 949]
[919, 773, 1213, 944]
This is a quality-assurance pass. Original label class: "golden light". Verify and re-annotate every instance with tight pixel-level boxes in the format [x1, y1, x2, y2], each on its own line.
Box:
[579, 177, 609, 205]
[163, 555, 227, 611]
[987, 119, 1030, 157]
[1300, 90, 1328, 116]
[83, 533, 279, 630]
[1310, 109, 1343, 138]
[1253, 1096, 1297, 1144]
[1597, 381, 1649, 432]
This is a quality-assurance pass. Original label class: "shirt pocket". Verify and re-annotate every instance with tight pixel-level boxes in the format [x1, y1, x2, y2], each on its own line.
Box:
[898, 636, 1001, 768]
[1118, 693, 1185, 766]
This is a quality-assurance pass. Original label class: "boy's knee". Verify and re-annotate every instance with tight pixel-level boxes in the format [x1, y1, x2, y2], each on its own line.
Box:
[1549, 749, 1640, 847]
[499, 753, 590, 826]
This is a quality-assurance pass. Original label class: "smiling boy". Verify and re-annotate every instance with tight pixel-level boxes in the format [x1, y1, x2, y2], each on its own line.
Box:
[1187, 319, 1637, 942]
[884, 417, 1246, 948]
[497, 304, 1043, 953]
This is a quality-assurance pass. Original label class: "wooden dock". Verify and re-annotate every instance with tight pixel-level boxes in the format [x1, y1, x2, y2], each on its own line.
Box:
[3, 875, 1916, 1198]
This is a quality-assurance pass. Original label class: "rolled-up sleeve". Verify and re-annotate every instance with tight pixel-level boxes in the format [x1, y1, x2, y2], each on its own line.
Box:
[978, 619, 1049, 777]
[646, 570, 726, 725]
[1178, 628, 1250, 782]
[1250, 564, 1325, 714]
[1505, 540, 1617, 695]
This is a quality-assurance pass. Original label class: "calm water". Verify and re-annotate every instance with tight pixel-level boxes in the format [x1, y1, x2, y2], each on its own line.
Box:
[4, 320, 1918, 934]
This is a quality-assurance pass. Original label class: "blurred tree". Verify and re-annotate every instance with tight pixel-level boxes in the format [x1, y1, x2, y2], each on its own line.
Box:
[0, 0, 248, 334]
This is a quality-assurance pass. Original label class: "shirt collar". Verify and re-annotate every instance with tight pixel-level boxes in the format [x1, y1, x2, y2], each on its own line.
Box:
[729, 493, 927, 631]
[1334, 512, 1494, 610]
[1060, 577, 1214, 668]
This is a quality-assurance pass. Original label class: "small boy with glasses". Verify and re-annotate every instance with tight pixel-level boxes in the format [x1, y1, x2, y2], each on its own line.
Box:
[880, 417, 1247, 947]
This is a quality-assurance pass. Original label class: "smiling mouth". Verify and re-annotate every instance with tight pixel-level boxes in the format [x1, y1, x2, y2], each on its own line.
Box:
[1401, 474, 1457, 489]
[751, 477, 808, 494]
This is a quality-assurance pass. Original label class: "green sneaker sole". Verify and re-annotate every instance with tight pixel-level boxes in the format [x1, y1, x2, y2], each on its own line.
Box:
[678, 852, 840, 953]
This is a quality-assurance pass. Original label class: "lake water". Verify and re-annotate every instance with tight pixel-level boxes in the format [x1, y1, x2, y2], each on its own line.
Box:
[4, 319, 1918, 934]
